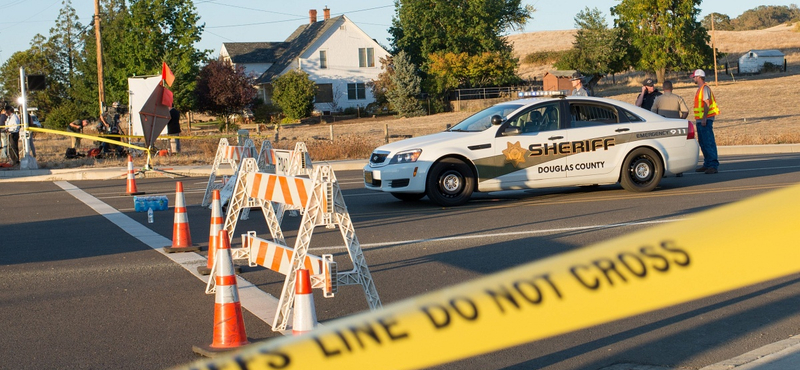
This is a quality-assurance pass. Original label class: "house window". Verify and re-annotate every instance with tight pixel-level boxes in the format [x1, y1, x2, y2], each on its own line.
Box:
[316, 84, 333, 103]
[319, 50, 327, 69]
[358, 48, 375, 68]
[347, 83, 366, 100]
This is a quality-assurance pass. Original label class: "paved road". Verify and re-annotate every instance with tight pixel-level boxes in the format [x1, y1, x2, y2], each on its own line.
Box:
[1, 153, 799, 369]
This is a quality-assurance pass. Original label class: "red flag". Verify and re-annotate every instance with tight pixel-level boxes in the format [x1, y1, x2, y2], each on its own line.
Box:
[161, 86, 174, 107]
[162, 62, 175, 87]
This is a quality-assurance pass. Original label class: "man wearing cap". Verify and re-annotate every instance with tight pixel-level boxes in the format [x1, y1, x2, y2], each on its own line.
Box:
[570, 71, 589, 96]
[635, 78, 661, 111]
[650, 80, 689, 119]
[691, 69, 720, 174]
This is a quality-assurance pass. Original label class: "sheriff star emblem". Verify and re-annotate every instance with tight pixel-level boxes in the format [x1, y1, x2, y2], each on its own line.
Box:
[502, 141, 527, 167]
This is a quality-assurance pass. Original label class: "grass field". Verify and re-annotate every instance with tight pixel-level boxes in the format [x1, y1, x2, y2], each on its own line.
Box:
[5, 25, 799, 170]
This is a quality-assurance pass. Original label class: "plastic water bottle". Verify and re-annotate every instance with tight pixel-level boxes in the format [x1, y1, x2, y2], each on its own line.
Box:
[147, 207, 154, 223]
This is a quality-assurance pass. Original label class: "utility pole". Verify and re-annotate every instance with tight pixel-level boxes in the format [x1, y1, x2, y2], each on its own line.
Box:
[94, 0, 105, 116]
[712, 14, 718, 87]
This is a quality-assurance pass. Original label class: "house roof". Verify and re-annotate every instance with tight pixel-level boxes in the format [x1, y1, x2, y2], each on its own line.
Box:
[745, 49, 785, 57]
[222, 42, 290, 64]
[545, 70, 577, 78]
[253, 15, 345, 84]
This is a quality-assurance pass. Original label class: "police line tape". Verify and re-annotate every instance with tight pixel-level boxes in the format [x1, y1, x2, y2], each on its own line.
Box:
[177, 182, 800, 370]
[27, 127, 153, 152]
[27, 126, 250, 142]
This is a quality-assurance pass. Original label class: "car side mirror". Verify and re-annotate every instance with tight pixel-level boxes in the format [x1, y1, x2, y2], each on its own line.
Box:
[491, 115, 503, 125]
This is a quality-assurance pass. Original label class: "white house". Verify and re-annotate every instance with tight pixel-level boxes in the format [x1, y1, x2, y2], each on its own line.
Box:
[738, 49, 785, 74]
[220, 8, 391, 114]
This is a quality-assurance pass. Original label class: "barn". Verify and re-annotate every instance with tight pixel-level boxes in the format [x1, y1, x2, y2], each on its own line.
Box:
[738, 49, 785, 74]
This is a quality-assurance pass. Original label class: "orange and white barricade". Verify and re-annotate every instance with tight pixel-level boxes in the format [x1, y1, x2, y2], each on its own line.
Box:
[215, 157, 380, 332]
[201, 138, 257, 208]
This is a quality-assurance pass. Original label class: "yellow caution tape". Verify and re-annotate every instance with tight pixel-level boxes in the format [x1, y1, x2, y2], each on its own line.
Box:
[177, 182, 800, 370]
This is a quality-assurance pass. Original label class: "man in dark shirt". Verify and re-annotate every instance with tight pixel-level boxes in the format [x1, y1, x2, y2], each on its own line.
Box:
[635, 78, 662, 111]
[167, 107, 181, 154]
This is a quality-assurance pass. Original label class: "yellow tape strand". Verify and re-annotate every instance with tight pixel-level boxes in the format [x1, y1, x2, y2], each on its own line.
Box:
[176, 183, 800, 370]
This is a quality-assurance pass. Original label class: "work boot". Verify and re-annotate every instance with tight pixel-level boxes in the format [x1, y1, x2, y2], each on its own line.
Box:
[695, 166, 708, 172]
[704, 168, 718, 174]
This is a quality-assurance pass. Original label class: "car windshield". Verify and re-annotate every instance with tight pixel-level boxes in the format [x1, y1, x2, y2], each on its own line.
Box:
[449, 104, 524, 132]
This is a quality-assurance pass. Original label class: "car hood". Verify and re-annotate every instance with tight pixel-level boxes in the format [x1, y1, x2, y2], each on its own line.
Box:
[373, 131, 480, 154]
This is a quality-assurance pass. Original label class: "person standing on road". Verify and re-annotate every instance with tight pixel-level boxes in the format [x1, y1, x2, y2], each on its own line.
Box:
[650, 80, 689, 119]
[167, 107, 181, 154]
[5, 106, 20, 165]
[570, 71, 589, 96]
[635, 78, 662, 111]
[691, 69, 720, 174]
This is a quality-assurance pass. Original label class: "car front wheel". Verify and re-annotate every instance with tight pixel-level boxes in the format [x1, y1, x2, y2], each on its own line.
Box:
[426, 158, 474, 206]
[620, 148, 663, 192]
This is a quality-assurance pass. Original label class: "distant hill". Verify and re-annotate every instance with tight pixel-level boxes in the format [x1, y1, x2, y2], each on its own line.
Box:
[507, 23, 800, 79]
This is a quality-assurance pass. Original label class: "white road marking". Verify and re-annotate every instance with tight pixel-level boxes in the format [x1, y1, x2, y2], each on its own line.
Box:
[54, 181, 282, 330]
[310, 218, 686, 252]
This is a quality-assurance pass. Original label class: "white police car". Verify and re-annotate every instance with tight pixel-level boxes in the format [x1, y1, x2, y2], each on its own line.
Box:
[364, 93, 700, 206]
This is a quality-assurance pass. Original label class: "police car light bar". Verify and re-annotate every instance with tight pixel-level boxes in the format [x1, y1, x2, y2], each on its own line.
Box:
[517, 90, 568, 98]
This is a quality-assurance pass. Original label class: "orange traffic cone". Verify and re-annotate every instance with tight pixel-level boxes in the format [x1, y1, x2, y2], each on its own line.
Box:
[124, 155, 144, 196]
[292, 269, 318, 335]
[164, 181, 199, 253]
[198, 190, 223, 275]
[193, 229, 249, 357]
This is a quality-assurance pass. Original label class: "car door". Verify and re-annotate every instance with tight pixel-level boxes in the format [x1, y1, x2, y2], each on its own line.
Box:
[564, 101, 627, 179]
[491, 102, 569, 188]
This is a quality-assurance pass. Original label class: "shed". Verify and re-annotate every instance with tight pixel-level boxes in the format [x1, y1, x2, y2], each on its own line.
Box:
[543, 70, 577, 91]
[738, 49, 785, 74]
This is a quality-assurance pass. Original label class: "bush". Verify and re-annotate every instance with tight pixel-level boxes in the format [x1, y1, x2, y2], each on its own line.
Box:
[45, 101, 87, 130]
[272, 70, 317, 120]
[253, 103, 281, 123]
[522, 50, 569, 65]
[762, 61, 782, 73]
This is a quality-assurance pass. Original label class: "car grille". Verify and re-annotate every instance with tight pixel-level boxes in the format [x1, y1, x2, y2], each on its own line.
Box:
[370, 152, 389, 165]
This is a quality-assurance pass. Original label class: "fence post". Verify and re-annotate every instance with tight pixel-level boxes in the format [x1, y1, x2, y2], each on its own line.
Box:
[384, 124, 389, 144]
[329, 125, 334, 141]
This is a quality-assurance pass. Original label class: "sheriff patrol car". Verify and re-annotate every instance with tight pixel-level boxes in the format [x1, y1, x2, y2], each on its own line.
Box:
[363, 93, 700, 206]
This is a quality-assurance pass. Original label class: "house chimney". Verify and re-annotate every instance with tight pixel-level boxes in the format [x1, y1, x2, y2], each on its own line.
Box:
[323, 7, 330, 20]
[309, 9, 317, 24]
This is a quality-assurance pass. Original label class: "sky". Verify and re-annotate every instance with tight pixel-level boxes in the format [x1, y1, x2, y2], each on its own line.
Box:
[0, 0, 796, 67]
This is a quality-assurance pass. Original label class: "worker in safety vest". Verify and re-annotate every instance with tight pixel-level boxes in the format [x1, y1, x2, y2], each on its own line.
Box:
[691, 69, 719, 174]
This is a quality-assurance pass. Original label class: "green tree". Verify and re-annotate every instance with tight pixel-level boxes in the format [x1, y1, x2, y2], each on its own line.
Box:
[701, 12, 733, 31]
[386, 51, 424, 117]
[0, 36, 62, 119]
[554, 7, 628, 90]
[195, 59, 257, 131]
[75, 0, 206, 114]
[426, 51, 519, 94]
[389, 0, 534, 80]
[731, 5, 800, 30]
[48, 0, 84, 90]
[612, 0, 713, 82]
[367, 56, 396, 114]
[271, 70, 317, 121]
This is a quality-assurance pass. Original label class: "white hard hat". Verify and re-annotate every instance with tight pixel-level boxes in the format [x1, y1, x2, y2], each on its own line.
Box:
[691, 69, 705, 78]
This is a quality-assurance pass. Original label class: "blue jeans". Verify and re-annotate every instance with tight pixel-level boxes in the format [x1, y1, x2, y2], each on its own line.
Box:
[696, 119, 718, 169]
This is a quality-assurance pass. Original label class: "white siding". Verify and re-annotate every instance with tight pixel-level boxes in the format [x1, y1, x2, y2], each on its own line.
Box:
[299, 17, 390, 112]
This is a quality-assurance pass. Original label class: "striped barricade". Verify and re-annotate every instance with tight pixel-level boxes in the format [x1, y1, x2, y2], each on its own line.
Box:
[219, 157, 381, 332]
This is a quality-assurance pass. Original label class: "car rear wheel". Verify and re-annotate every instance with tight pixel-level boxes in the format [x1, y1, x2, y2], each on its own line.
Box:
[620, 148, 662, 192]
[426, 158, 474, 207]
[391, 192, 425, 201]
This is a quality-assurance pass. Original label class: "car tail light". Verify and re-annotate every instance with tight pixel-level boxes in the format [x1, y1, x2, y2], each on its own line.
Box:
[687, 121, 696, 140]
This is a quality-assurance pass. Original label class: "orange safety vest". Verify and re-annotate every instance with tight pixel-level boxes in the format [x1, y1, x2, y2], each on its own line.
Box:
[693, 84, 720, 119]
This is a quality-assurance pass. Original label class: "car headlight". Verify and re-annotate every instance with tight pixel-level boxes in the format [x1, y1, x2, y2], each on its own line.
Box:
[389, 149, 422, 164]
